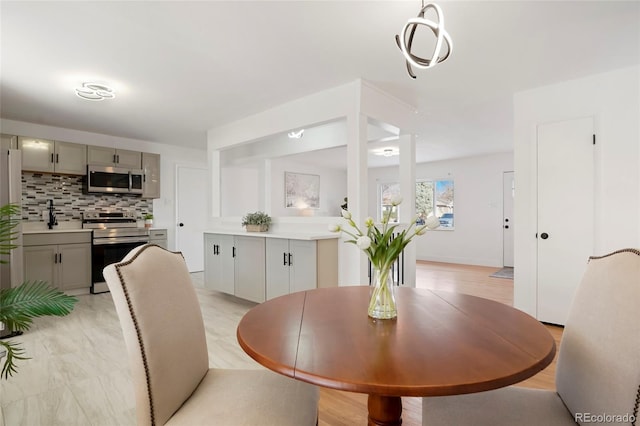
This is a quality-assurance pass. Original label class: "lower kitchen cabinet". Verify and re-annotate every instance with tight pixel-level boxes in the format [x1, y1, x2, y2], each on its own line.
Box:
[148, 228, 168, 249]
[23, 232, 92, 292]
[204, 232, 337, 303]
[204, 234, 265, 303]
[233, 236, 266, 303]
[204, 233, 235, 295]
[266, 239, 318, 299]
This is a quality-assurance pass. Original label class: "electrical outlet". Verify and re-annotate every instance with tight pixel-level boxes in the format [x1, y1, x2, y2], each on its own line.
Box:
[42, 210, 48, 221]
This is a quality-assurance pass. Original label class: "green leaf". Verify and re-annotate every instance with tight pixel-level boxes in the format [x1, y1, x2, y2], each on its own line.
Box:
[0, 281, 78, 332]
[0, 340, 29, 380]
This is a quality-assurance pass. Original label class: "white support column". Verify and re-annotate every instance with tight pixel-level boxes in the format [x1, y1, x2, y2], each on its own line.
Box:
[209, 149, 221, 217]
[399, 134, 417, 287]
[262, 159, 272, 215]
[344, 108, 369, 286]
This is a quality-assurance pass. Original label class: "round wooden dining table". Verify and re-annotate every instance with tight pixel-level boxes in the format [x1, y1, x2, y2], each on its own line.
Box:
[237, 286, 556, 426]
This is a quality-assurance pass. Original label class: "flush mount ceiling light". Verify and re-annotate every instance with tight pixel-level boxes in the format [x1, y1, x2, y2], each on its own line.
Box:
[395, 2, 453, 79]
[288, 129, 305, 139]
[75, 82, 115, 101]
[373, 147, 400, 157]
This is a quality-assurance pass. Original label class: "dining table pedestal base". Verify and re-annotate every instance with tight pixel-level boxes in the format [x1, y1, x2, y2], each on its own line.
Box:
[368, 394, 402, 426]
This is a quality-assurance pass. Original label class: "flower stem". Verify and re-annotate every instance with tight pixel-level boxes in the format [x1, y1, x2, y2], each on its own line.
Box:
[368, 267, 397, 319]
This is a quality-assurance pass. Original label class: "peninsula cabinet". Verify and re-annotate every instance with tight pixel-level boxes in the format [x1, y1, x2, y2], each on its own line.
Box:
[204, 231, 338, 303]
[22, 231, 92, 293]
[204, 234, 266, 303]
[265, 239, 338, 300]
[18, 137, 87, 175]
[87, 146, 141, 168]
[204, 233, 235, 295]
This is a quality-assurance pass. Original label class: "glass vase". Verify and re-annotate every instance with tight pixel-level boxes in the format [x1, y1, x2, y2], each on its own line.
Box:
[368, 266, 397, 319]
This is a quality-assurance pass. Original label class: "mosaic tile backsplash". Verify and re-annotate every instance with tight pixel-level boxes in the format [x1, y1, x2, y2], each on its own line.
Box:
[22, 173, 153, 222]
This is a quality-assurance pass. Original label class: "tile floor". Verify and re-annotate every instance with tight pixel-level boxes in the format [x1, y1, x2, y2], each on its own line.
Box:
[0, 273, 262, 426]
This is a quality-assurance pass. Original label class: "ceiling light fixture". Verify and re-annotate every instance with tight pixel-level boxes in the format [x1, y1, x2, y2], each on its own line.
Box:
[373, 147, 400, 157]
[288, 129, 304, 139]
[395, 2, 452, 79]
[75, 82, 115, 101]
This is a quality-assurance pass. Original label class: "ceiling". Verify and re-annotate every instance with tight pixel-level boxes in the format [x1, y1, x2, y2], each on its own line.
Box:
[1, 1, 638, 166]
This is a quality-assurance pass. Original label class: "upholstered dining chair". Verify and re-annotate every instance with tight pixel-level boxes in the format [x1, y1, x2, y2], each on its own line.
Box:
[422, 248, 640, 426]
[103, 244, 319, 426]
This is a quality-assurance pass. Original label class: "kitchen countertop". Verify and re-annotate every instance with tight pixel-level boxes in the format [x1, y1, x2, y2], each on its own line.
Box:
[204, 229, 338, 241]
[23, 228, 93, 234]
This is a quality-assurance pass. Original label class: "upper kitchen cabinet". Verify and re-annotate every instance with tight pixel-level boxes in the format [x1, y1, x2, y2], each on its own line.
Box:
[142, 152, 161, 198]
[1, 134, 17, 150]
[18, 137, 87, 175]
[87, 146, 141, 168]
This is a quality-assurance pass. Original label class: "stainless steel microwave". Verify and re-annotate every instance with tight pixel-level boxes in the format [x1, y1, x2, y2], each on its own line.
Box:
[86, 165, 144, 194]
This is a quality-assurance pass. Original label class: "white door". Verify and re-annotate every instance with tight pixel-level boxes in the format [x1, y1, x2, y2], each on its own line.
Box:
[176, 166, 207, 272]
[537, 117, 594, 325]
[503, 172, 515, 267]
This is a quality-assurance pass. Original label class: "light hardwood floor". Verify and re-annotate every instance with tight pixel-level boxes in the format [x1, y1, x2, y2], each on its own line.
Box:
[0, 262, 562, 426]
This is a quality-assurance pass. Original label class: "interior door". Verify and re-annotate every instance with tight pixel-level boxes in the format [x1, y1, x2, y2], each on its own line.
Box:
[537, 117, 594, 325]
[176, 166, 207, 272]
[503, 172, 514, 267]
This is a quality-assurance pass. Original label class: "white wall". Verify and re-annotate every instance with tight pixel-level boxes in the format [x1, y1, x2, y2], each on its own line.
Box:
[368, 152, 514, 267]
[513, 65, 640, 316]
[220, 166, 261, 216]
[0, 119, 208, 250]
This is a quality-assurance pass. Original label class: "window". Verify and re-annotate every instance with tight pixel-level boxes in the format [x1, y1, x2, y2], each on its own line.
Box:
[417, 179, 454, 228]
[379, 179, 454, 228]
[379, 182, 401, 223]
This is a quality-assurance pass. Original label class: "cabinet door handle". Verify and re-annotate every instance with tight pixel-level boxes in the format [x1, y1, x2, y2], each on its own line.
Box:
[59, 253, 62, 263]
[51, 153, 54, 164]
[283, 252, 287, 265]
[288, 253, 292, 266]
[215, 244, 219, 255]
[232, 247, 236, 258]
[54, 253, 57, 264]
[55, 154, 59, 163]
[113, 154, 117, 163]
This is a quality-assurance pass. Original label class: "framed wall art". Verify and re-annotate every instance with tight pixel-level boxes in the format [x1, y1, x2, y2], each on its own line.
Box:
[285, 172, 320, 209]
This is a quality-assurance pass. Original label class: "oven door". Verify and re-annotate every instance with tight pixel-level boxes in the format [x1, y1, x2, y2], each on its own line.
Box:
[91, 240, 148, 293]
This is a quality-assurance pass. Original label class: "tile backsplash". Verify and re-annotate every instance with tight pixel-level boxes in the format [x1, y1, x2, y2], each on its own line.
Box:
[22, 173, 153, 222]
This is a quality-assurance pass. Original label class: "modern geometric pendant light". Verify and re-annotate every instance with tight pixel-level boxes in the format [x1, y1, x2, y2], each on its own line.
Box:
[395, 2, 453, 78]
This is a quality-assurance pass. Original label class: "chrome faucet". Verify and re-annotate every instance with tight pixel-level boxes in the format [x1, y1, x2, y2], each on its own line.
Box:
[47, 199, 57, 229]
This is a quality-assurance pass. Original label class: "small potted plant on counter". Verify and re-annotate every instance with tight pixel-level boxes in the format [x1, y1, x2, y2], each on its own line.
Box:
[242, 211, 271, 232]
[144, 213, 153, 228]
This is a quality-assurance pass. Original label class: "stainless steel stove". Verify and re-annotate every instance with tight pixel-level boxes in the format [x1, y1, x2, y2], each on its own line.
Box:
[83, 210, 150, 293]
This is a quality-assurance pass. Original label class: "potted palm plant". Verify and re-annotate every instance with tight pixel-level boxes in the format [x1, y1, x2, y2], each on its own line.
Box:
[241, 211, 272, 232]
[0, 203, 78, 379]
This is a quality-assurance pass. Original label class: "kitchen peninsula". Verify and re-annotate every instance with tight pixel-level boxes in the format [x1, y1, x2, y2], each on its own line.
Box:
[203, 230, 338, 303]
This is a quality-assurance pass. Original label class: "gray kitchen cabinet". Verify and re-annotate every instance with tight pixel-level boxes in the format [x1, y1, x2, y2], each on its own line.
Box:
[266, 238, 337, 300]
[18, 137, 87, 175]
[23, 232, 91, 292]
[233, 236, 266, 303]
[142, 152, 161, 198]
[204, 233, 235, 295]
[1, 134, 17, 150]
[204, 232, 337, 303]
[149, 228, 168, 249]
[87, 146, 141, 168]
